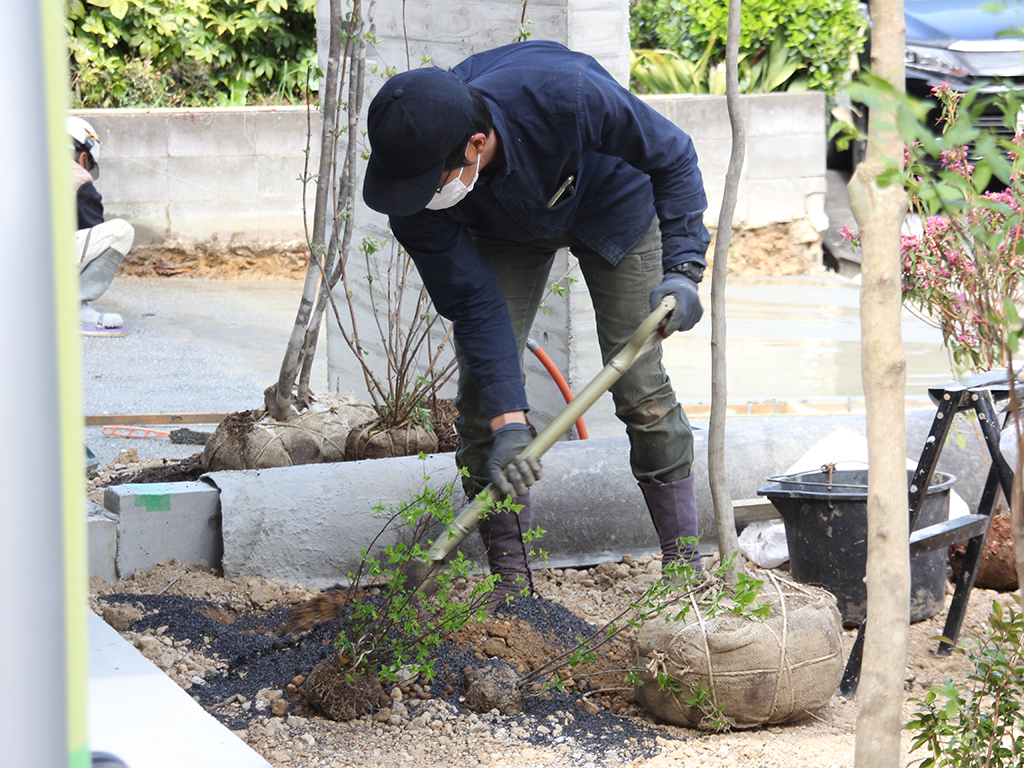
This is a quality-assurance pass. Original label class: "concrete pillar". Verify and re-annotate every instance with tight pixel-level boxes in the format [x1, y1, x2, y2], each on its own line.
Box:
[366, 0, 628, 82]
[318, 0, 631, 427]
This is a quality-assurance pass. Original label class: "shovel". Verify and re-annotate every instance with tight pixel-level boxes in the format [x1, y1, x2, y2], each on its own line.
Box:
[404, 295, 677, 592]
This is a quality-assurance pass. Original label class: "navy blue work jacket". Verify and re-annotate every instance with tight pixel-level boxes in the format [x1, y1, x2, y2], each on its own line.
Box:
[390, 40, 710, 420]
[78, 182, 104, 230]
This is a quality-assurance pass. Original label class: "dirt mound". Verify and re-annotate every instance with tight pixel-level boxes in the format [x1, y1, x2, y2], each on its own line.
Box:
[120, 223, 824, 285]
[92, 573, 669, 764]
[123, 239, 311, 280]
[709, 220, 826, 277]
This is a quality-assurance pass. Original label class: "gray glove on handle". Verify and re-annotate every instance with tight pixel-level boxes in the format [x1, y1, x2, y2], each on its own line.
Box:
[487, 423, 543, 497]
[651, 271, 702, 335]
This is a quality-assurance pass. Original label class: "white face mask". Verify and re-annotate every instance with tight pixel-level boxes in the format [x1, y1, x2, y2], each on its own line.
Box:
[425, 152, 481, 210]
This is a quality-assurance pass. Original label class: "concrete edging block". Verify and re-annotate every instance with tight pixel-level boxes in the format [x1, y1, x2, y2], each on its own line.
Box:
[87, 514, 118, 584]
[93, 410, 989, 588]
[207, 454, 465, 586]
[205, 410, 991, 587]
[104, 480, 222, 578]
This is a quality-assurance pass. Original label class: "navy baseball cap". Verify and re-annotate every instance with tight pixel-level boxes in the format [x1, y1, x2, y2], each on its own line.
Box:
[363, 67, 473, 217]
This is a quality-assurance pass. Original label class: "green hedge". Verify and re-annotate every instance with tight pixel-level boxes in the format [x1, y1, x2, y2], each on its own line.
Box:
[66, 0, 317, 108]
[629, 0, 866, 97]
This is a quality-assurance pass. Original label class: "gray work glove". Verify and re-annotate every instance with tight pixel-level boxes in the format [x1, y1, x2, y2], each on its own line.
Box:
[650, 272, 703, 335]
[487, 423, 543, 497]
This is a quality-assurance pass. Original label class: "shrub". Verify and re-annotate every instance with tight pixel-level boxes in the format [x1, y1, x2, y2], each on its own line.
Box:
[629, 0, 865, 97]
[66, 0, 317, 107]
[906, 600, 1024, 768]
[839, 80, 1024, 374]
[330, 473, 504, 685]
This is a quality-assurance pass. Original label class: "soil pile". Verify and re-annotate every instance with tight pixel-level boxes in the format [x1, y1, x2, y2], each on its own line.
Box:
[123, 239, 311, 280]
[120, 223, 823, 283]
[92, 563, 672, 767]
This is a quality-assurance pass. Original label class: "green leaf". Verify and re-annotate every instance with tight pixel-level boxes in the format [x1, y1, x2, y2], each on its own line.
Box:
[109, 0, 130, 19]
[944, 697, 961, 721]
[981, 2, 1010, 15]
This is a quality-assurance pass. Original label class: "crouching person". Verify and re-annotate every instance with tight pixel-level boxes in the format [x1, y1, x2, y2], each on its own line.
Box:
[69, 116, 134, 337]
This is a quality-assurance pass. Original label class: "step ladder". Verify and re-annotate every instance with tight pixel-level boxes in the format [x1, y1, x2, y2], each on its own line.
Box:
[839, 369, 1022, 697]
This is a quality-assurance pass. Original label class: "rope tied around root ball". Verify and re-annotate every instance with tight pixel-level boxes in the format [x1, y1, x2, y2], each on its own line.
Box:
[631, 570, 844, 730]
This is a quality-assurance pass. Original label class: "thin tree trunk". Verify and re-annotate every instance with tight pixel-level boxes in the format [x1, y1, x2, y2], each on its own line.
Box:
[266, 0, 344, 421]
[298, 9, 369, 398]
[851, 2, 909, 766]
[708, 0, 745, 582]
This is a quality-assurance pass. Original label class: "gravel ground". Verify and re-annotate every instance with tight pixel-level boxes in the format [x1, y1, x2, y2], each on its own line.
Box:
[89, 554, 1017, 768]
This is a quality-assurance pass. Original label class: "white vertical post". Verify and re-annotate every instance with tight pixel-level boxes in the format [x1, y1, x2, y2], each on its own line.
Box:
[2, 2, 87, 767]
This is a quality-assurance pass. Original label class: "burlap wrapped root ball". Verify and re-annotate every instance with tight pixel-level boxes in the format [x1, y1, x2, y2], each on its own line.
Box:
[345, 421, 438, 460]
[202, 392, 377, 471]
[631, 573, 843, 729]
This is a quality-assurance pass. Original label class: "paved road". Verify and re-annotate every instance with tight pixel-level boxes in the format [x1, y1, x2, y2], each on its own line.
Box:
[82, 276, 326, 468]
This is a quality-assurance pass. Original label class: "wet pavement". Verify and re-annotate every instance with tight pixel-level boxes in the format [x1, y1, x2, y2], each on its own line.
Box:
[81, 269, 952, 471]
[663, 272, 951, 406]
[82, 276, 326, 468]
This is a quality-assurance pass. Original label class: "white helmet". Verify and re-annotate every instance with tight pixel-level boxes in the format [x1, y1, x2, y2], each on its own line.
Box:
[67, 116, 101, 173]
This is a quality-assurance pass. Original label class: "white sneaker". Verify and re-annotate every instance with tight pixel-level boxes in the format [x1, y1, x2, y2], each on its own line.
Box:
[80, 303, 126, 336]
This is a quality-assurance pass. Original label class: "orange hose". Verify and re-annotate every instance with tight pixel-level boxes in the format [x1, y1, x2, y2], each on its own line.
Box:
[527, 339, 589, 439]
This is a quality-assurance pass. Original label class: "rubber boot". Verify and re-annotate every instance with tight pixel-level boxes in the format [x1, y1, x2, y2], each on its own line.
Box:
[479, 492, 533, 610]
[639, 475, 703, 574]
[79, 247, 127, 302]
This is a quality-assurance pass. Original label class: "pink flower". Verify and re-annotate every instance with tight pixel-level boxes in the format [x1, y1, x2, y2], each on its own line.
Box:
[904, 142, 921, 165]
[939, 146, 973, 179]
[931, 82, 958, 103]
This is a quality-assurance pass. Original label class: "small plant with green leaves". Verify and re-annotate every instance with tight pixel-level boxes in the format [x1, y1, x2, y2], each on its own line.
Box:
[322, 467, 544, 687]
[513, 0, 534, 43]
[684, 683, 727, 730]
[906, 600, 1024, 768]
[538, 266, 580, 315]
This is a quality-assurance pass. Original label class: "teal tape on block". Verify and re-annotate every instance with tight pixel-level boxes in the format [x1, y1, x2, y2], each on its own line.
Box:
[125, 482, 175, 512]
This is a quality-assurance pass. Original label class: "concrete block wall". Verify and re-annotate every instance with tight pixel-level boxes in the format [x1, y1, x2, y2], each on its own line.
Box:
[71, 107, 320, 246]
[72, 93, 826, 251]
[643, 92, 829, 231]
[72, 93, 826, 255]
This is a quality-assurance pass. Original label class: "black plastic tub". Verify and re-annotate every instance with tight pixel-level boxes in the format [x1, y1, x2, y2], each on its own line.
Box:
[758, 468, 956, 626]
